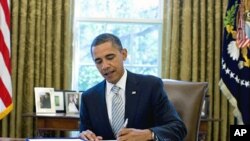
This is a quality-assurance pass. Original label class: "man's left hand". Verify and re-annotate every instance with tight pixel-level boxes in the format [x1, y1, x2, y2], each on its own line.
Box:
[117, 128, 153, 141]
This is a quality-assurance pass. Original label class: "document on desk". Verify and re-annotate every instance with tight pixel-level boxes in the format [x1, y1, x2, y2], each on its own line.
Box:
[27, 139, 116, 141]
[27, 139, 82, 141]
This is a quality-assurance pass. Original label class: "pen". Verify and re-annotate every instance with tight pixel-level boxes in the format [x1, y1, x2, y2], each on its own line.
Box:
[123, 118, 128, 128]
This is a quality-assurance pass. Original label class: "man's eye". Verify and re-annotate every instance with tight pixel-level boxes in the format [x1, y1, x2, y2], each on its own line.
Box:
[95, 59, 102, 64]
[106, 55, 115, 60]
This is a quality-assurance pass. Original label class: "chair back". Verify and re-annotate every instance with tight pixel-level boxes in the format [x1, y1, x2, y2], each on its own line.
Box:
[162, 79, 208, 141]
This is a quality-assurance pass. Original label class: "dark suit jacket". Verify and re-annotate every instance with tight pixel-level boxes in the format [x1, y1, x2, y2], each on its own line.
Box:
[80, 71, 187, 140]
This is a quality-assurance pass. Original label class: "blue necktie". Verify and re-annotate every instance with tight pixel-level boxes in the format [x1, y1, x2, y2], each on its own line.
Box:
[111, 85, 124, 137]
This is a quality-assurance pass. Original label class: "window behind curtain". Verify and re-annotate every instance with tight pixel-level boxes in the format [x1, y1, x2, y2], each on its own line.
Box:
[72, 0, 163, 91]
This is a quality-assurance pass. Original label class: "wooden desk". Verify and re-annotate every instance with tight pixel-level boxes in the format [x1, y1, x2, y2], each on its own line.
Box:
[23, 113, 79, 137]
[23, 113, 219, 139]
[0, 138, 25, 141]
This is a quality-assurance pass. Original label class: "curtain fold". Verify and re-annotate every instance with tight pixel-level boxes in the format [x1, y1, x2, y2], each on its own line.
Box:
[162, 0, 232, 141]
[0, 0, 73, 138]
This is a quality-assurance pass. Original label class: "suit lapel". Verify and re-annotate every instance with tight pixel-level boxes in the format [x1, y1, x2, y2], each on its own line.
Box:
[125, 72, 140, 127]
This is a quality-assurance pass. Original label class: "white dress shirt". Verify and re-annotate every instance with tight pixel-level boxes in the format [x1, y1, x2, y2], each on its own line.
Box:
[106, 70, 127, 123]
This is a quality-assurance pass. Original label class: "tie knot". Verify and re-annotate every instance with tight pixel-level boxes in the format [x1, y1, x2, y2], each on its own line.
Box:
[111, 85, 120, 94]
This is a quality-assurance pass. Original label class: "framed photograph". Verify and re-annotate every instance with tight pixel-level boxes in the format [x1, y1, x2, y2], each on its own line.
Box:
[201, 95, 209, 118]
[34, 87, 56, 114]
[54, 90, 65, 113]
[65, 91, 80, 114]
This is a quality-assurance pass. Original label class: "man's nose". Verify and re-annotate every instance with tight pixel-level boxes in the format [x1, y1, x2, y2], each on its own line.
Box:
[101, 60, 110, 70]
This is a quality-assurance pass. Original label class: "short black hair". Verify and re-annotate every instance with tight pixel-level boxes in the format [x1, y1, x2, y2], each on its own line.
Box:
[90, 33, 123, 56]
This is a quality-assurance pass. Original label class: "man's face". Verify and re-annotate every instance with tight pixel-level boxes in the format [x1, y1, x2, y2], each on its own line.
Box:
[92, 41, 127, 84]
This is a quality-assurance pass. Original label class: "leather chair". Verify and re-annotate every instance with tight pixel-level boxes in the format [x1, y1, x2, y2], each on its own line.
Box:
[162, 79, 208, 141]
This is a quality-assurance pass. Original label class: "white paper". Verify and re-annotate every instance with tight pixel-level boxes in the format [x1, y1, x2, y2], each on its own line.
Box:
[27, 139, 116, 141]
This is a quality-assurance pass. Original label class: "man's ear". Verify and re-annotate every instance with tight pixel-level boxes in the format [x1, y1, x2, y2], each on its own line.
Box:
[121, 48, 127, 60]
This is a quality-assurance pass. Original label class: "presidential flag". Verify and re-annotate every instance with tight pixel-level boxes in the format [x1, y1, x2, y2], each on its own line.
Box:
[0, 0, 13, 120]
[219, 0, 250, 124]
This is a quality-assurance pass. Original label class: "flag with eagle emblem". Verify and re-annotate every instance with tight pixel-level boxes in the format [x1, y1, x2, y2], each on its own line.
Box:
[219, 0, 250, 124]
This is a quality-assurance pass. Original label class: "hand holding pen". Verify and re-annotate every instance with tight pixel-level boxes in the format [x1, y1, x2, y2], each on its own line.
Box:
[117, 118, 128, 138]
[123, 118, 128, 128]
[117, 118, 152, 141]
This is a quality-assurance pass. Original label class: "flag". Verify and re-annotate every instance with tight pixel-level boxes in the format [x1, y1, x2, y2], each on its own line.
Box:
[0, 0, 13, 120]
[219, 0, 250, 124]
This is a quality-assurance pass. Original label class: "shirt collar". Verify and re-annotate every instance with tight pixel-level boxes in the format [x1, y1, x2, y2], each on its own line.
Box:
[106, 70, 127, 94]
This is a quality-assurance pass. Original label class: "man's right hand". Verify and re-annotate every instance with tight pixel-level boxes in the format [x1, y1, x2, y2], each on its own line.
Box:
[79, 129, 103, 141]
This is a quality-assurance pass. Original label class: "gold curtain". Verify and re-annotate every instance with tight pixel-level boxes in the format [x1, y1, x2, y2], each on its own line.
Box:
[162, 0, 233, 141]
[0, 0, 73, 138]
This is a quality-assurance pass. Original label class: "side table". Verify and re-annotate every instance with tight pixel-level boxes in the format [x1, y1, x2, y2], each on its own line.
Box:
[199, 118, 222, 141]
[23, 113, 79, 137]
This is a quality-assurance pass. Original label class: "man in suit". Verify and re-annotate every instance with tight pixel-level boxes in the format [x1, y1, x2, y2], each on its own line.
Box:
[79, 33, 187, 141]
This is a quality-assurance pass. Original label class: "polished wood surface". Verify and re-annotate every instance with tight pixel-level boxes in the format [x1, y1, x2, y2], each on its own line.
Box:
[23, 113, 80, 136]
[200, 118, 222, 132]
[0, 138, 25, 141]
[199, 118, 222, 141]
[37, 117, 79, 130]
[22, 113, 79, 119]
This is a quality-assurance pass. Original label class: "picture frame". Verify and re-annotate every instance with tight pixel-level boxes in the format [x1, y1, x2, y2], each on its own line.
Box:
[34, 87, 56, 114]
[201, 95, 209, 118]
[65, 91, 80, 114]
[54, 90, 65, 113]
